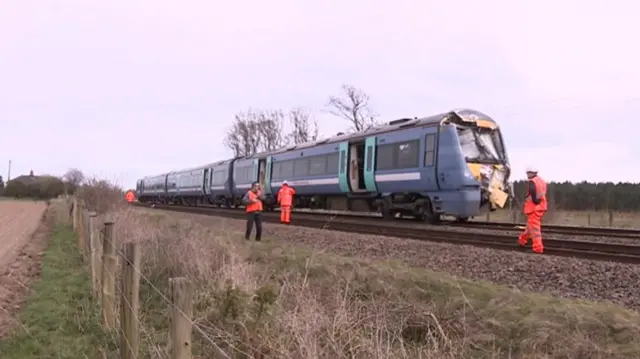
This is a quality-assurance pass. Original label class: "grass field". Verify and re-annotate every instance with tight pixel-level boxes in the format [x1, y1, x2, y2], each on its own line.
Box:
[4, 203, 640, 358]
[475, 209, 640, 228]
[0, 206, 113, 358]
[113, 208, 640, 358]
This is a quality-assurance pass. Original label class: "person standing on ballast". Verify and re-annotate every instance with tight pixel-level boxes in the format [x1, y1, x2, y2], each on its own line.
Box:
[243, 181, 264, 241]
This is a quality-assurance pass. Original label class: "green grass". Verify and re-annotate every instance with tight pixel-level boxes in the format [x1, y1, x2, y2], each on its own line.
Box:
[0, 225, 115, 359]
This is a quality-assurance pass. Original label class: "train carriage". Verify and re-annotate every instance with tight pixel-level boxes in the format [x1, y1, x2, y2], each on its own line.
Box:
[268, 142, 341, 209]
[138, 173, 169, 204]
[136, 108, 511, 222]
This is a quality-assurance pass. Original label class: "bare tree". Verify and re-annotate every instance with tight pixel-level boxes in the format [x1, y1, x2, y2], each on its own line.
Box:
[62, 167, 85, 195]
[223, 109, 289, 157]
[224, 113, 260, 157]
[326, 84, 380, 132]
[63, 168, 85, 187]
[288, 107, 319, 144]
[256, 110, 288, 152]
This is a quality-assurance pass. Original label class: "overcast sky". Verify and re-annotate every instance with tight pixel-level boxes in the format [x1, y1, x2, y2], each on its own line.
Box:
[1, 0, 638, 188]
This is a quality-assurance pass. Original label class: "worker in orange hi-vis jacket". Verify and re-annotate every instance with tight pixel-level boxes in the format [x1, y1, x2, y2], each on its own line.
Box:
[277, 180, 296, 224]
[518, 166, 548, 253]
[125, 190, 135, 203]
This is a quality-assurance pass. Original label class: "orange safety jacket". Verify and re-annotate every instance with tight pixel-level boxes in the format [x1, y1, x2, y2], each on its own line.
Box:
[125, 191, 135, 203]
[524, 176, 547, 214]
[277, 185, 296, 207]
[245, 190, 264, 213]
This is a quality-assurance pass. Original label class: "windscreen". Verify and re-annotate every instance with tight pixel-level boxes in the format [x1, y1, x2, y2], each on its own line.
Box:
[457, 127, 506, 164]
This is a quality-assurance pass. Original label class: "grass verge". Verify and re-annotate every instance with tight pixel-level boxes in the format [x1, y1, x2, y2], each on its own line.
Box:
[112, 208, 640, 358]
[0, 224, 115, 359]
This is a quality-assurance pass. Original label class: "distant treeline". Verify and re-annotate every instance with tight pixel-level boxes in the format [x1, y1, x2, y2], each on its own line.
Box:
[0, 176, 72, 200]
[512, 180, 640, 212]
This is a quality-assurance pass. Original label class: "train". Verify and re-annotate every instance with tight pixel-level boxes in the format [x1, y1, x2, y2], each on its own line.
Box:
[136, 108, 512, 223]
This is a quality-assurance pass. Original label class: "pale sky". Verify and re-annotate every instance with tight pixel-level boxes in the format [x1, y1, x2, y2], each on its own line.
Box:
[1, 0, 638, 188]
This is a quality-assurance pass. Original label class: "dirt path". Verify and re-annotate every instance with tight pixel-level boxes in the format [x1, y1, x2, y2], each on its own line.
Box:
[0, 201, 49, 337]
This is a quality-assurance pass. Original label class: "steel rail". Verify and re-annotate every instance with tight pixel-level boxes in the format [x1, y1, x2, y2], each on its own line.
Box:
[132, 202, 640, 239]
[132, 203, 640, 264]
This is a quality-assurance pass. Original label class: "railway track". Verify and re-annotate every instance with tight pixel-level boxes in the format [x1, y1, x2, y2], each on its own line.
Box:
[132, 203, 640, 264]
[456, 221, 640, 239]
[133, 202, 640, 239]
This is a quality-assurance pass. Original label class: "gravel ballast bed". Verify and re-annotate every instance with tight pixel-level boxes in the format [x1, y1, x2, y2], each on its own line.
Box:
[155, 210, 640, 310]
[286, 212, 640, 245]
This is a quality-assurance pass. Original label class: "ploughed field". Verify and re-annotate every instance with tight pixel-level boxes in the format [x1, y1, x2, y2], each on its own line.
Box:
[0, 200, 47, 337]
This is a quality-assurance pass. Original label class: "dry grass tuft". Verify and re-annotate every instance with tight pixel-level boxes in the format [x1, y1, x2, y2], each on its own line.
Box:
[74, 177, 125, 215]
[100, 207, 640, 359]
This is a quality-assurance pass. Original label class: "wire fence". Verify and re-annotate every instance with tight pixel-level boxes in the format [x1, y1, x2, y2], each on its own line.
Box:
[71, 197, 256, 359]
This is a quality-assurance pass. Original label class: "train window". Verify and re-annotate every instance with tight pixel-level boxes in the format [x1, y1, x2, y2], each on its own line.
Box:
[425, 134, 436, 151]
[235, 166, 249, 183]
[309, 156, 326, 175]
[396, 140, 419, 168]
[339, 151, 347, 174]
[294, 158, 309, 176]
[365, 145, 374, 171]
[280, 160, 294, 179]
[375, 144, 395, 170]
[244, 166, 253, 182]
[424, 134, 436, 166]
[327, 152, 340, 174]
[271, 162, 282, 180]
[212, 170, 226, 185]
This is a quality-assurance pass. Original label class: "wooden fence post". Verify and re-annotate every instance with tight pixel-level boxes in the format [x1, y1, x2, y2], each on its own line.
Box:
[608, 210, 613, 227]
[72, 197, 78, 230]
[77, 205, 85, 252]
[82, 210, 90, 257]
[89, 212, 100, 297]
[485, 211, 491, 221]
[120, 242, 141, 359]
[101, 221, 117, 329]
[169, 277, 193, 359]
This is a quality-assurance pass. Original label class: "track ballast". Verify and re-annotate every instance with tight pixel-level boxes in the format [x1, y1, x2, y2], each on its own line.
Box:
[132, 203, 640, 264]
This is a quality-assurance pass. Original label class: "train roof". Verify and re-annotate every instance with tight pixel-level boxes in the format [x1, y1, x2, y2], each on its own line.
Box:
[237, 108, 497, 160]
[142, 173, 167, 180]
[140, 108, 497, 178]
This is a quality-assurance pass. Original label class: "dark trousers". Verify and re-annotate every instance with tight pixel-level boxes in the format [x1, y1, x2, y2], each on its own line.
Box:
[245, 211, 263, 241]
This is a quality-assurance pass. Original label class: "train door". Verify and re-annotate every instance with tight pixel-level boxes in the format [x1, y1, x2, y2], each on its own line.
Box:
[203, 169, 212, 195]
[338, 142, 350, 192]
[253, 158, 264, 187]
[436, 125, 459, 191]
[363, 136, 377, 192]
[349, 141, 366, 192]
[423, 133, 440, 191]
[263, 156, 273, 195]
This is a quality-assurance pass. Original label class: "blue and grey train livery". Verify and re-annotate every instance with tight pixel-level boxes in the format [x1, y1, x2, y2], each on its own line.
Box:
[136, 108, 511, 222]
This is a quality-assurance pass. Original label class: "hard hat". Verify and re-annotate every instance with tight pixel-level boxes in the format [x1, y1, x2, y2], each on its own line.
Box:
[525, 166, 538, 173]
[282, 180, 288, 185]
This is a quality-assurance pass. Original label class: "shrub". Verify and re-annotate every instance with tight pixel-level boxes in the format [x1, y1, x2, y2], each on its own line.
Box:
[2, 176, 65, 200]
[75, 177, 125, 214]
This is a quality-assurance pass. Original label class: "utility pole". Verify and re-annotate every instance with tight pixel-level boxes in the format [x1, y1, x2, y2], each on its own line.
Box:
[7, 160, 11, 181]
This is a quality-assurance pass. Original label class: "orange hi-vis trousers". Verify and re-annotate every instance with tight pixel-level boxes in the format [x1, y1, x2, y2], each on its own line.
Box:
[518, 211, 544, 253]
[280, 206, 291, 224]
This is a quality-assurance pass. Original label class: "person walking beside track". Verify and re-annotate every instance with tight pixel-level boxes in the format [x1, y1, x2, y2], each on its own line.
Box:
[518, 166, 548, 253]
[277, 180, 296, 224]
[243, 181, 265, 241]
[125, 190, 135, 203]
